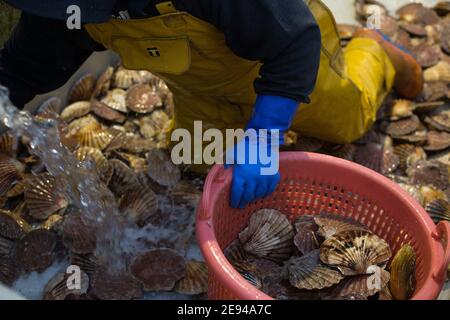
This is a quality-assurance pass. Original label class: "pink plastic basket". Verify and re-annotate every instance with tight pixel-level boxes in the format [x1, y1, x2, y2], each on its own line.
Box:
[196, 152, 450, 300]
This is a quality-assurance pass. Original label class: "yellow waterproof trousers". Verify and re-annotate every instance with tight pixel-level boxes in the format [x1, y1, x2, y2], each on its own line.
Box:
[85, 0, 395, 148]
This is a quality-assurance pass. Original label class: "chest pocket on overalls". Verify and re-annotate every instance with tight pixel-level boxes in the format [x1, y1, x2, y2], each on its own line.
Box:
[112, 36, 191, 75]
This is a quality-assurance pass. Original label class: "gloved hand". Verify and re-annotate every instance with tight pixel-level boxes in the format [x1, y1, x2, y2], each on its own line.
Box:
[225, 95, 299, 208]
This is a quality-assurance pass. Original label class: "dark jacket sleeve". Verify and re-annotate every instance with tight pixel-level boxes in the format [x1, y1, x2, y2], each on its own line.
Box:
[179, 0, 322, 103]
[0, 12, 98, 107]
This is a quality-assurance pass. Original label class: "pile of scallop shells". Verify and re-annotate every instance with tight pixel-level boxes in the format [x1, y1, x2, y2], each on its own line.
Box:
[286, 1, 450, 227]
[225, 209, 417, 300]
[0, 65, 207, 299]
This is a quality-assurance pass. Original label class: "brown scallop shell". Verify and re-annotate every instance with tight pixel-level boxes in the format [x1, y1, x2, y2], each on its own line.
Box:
[62, 213, 97, 254]
[108, 159, 140, 196]
[413, 101, 445, 114]
[394, 144, 427, 171]
[425, 198, 450, 223]
[146, 148, 181, 188]
[126, 84, 162, 114]
[0, 156, 25, 196]
[61, 101, 91, 123]
[120, 136, 157, 154]
[420, 185, 448, 206]
[37, 97, 62, 116]
[75, 146, 108, 169]
[239, 209, 294, 262]
[232, 260, 263, 289]
[113, 67, 145, 89]
[424, 61, 450, 82]
[118, 184, 158, 224]
[67, 114, 101, 137]
[293, 215, 320, 255]
[399, 22, 427, 37]
[320, 229, 392, 276]
[385, 100, 415, 121]
[412, 43, 442, 68]
[393, 129, 428, 144]
[224, 239, 251, 263]
[286, 250, 344, 290]
[408, 160, 449, 190]
[41, 214, 64, 231]
[353, 142, 399, 174]
[380, 115, 420, 137]
[434, 1, 450, 16]
[441, 20, 450, 54]
[101, 88, 128, 113]
[0, 132, 18, 157]
[43, 270, 90, 300]
[0, 256, 20, 286]
[76, 128, 114, 151]
[397, 3, 440, 25]
[169, 180, 201, 209]
[91, 100, 126, 123]
[0, 236, 14, 256]
[0, 209, 26, 239]
[90, 269, 143, 300]
[174, 260, 208, 295]
[313, 213, 368, 239]
[130, 249, 186, 291]
[389, 244, 416, 300]
[70, 253, 98, 276]
[113, 152, 147, 173]
[424, 130, 450, 151]
[425, 106, 450, 132]
[16, 229, 57, 272]
[24, 173, 69, 220]
[91, 66, 113, 99]
[68, 74, 95, 104]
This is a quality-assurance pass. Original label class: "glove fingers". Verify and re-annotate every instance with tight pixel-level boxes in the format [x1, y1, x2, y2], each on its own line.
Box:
[264, 173, 281, 198]
[255, 182, 268, 200]
[239, 182, 257, 209]
[230, 175, 246, 208]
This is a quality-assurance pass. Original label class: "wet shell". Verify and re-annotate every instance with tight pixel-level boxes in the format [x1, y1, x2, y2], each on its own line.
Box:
[169, 180, 201, 209]
[425, 106, 450, 132]
[16, 229, 57, 272]
[121, 136, 157, 154]
[320, 229, 392, 276]
[91, 66, 113, 98]
[0, 210, 25, 239]
[425, 198, 450, 223]
[37, 97, 62, 116]
[75, 147, 109, 173]
[0, 236, 14, 256]
[126, 84, 162, 114]
[424, 130, 450, 151]
[41, 214, 63, 231]
[380, 115, 420, 137]
[408, 160, 449, 190]
[101, 88, 128, 113]
[76, 128, 114, 150]
[130, 249, 186, 291]
[293, 215, 320, 255]
[43, 270, 89, 300]
[0, 132, 18, 157]
[394, 144, 427, 171]
[91, 100, 126, 123]
[66, 114, 101, 137]
[353, 143, 399, 174]
[70, 253, 98, 276]
[113, 67, 145, 89]
[389, 244, 416, 300]
[62, 213, 97, 254]
[174, 260, 208, 295]
[286, 250, 344, 290]
[393, 129, 428, 144]
[90, 269, 143, 300]
[239, 209, 294, 262]
[61, 101, 91, 123]
[108, 159, 140, 196]
[424, 61, 450, 82]
[295, 136, 324, 152]
[68, 74, 95, 104]
[24, 173, 69, 220]
[118, 184, 158, 224]
[146, 148, 181, 188]
[313, 213, 368, 239]
[224, 239, 251, 263]
[232, 260, 263, 289]
[420, 185, 448, 206]
[113, 152, 147, 173]
[0, 156, 25, 196]
[0, 256, 20, 286]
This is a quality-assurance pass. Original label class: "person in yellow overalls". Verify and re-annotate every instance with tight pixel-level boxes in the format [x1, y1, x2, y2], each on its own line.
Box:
[0, 0, 423, 208]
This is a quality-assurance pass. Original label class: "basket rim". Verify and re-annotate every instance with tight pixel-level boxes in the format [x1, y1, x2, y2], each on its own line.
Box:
[196, 152, 446, 300]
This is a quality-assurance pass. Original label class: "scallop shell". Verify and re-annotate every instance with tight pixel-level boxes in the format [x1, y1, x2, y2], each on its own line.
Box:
[397, 3, 439, 25]
[295, 136, 324, 152]
[121, 136, 157, 154]
[425, 106, 450, 132]
[232, 260, 263, 289]
[66, 114, 101, 137]
[313, 213, 368, 239]
[408, 160, 449, 190]
[440, 20, 450, 54]
[174, 260, 208, 295]
[146, 148, 181, 188]
[424, 61, 450, 82]
[62, 213, 97, 254]
[424, 130, 450, 151]
[0, 256, 20, 286]
[0, 236, 14, 256]
[41, 214, 64, 231]
[24, 173, 69, 220]
[224, 239, 251, 263]
[320, 229, 392, 276]
[130, 249, 186, 291]
[169, 180, 201, 209]
[91, 100, 126, 123]
[75, 147, 109, 172]
[394, 144, 427, 171]
[90, 269, 143, 300]
[353, 142, 399, 174]
[239, 209, 294, 262]
[425, 198, 450, 223]
[70, 253, 98, 276]
[286, 250, 344, 290]
[393, 129, 428, 144]
[434, 1, 450, 16]
[37, 97, 62, 116]
[118, 184, 158, 224]
[108, 159, 140, 196]
[16, 229, 57, 272]
[68, 74, 95, 104]
[413, 101, 445, 114]
[113, 152, 147, 173]
[91, 66, 113, 98]
[380, 115, 420, 137]
[399, 22, 427, 37]
[422, 82, 448, 102]
[0, 132, 18, 157]
[293, 215, 320, 255]
[386, 100, 415, 120]
[412, 43, 441, 68]
[0, 210, 26, 239]
[126, 84, 162, 114]
[76, 128, 114, 150]
[389, 244, 416, 300]
[61, 101, 91, 123]
[420, 185, 448, 206]
[101, 88, 128, 113]
[113, 67, 145, 89]
[43, 270, 89, 300]
[0, 156, 25, 196]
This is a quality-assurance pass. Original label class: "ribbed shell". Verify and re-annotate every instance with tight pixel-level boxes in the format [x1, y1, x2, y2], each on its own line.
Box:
[16, 229, 57, 272]
[0, 256, 20, 286]
[320, 229, 392, 276]
[239, 209, 294, 262]
[0, 210, 25, 239]
[75, 147, 109, 173]
[389, 244, 416, 300]
[387, 100, 414, 120]
[0, 236, 14, 256]
[101, 88, 128, 113]
[424, 61, 450, 82]
[118, 184, 158, 224]
[24, 173, 69, 220]
[91, 100, 126, 123]
[424, 130, 450, 151]
[394, 144, 427, 171]
[126, 84, 162, 114]
[0, 156, 25, 196]
[68, 74, 95, 104]
[293, 215, 320, 255]
[146, 148, 181, 188]
[91, 66, 113, 98]
[108, 159, 140, 196]
[353, 143, 399, 174]
[37, 96, 62, 116]
[425, 106, 450, 132]
[286, 250, 344, 290]
[62, 213, 97, 254]
[314, 213, 368, 239]
[43, 270, 89, 300]
[174, 260, 208, 295]
[425, 198, 450, 223]
[76, 128, 114, 150]
[90, 269, 143, 300]
[224, 239, 251, 263]
[113, 67, 145, 89]
[169, 180, 201, 209]
[380, 115, 420, 137]
[0, 132, 18, 157]
[408, 160, 449, 190]
[61, 101, 91, 123]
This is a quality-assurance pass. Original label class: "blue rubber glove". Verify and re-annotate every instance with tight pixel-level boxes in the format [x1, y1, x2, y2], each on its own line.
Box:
[224, 95, 299, 208]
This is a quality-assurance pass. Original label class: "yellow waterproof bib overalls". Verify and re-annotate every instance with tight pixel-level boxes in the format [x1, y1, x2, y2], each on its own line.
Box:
[85, 0, 395, 151]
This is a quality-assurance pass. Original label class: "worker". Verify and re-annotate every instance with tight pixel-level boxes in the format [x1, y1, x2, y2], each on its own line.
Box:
[0, 0, 423, 209]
